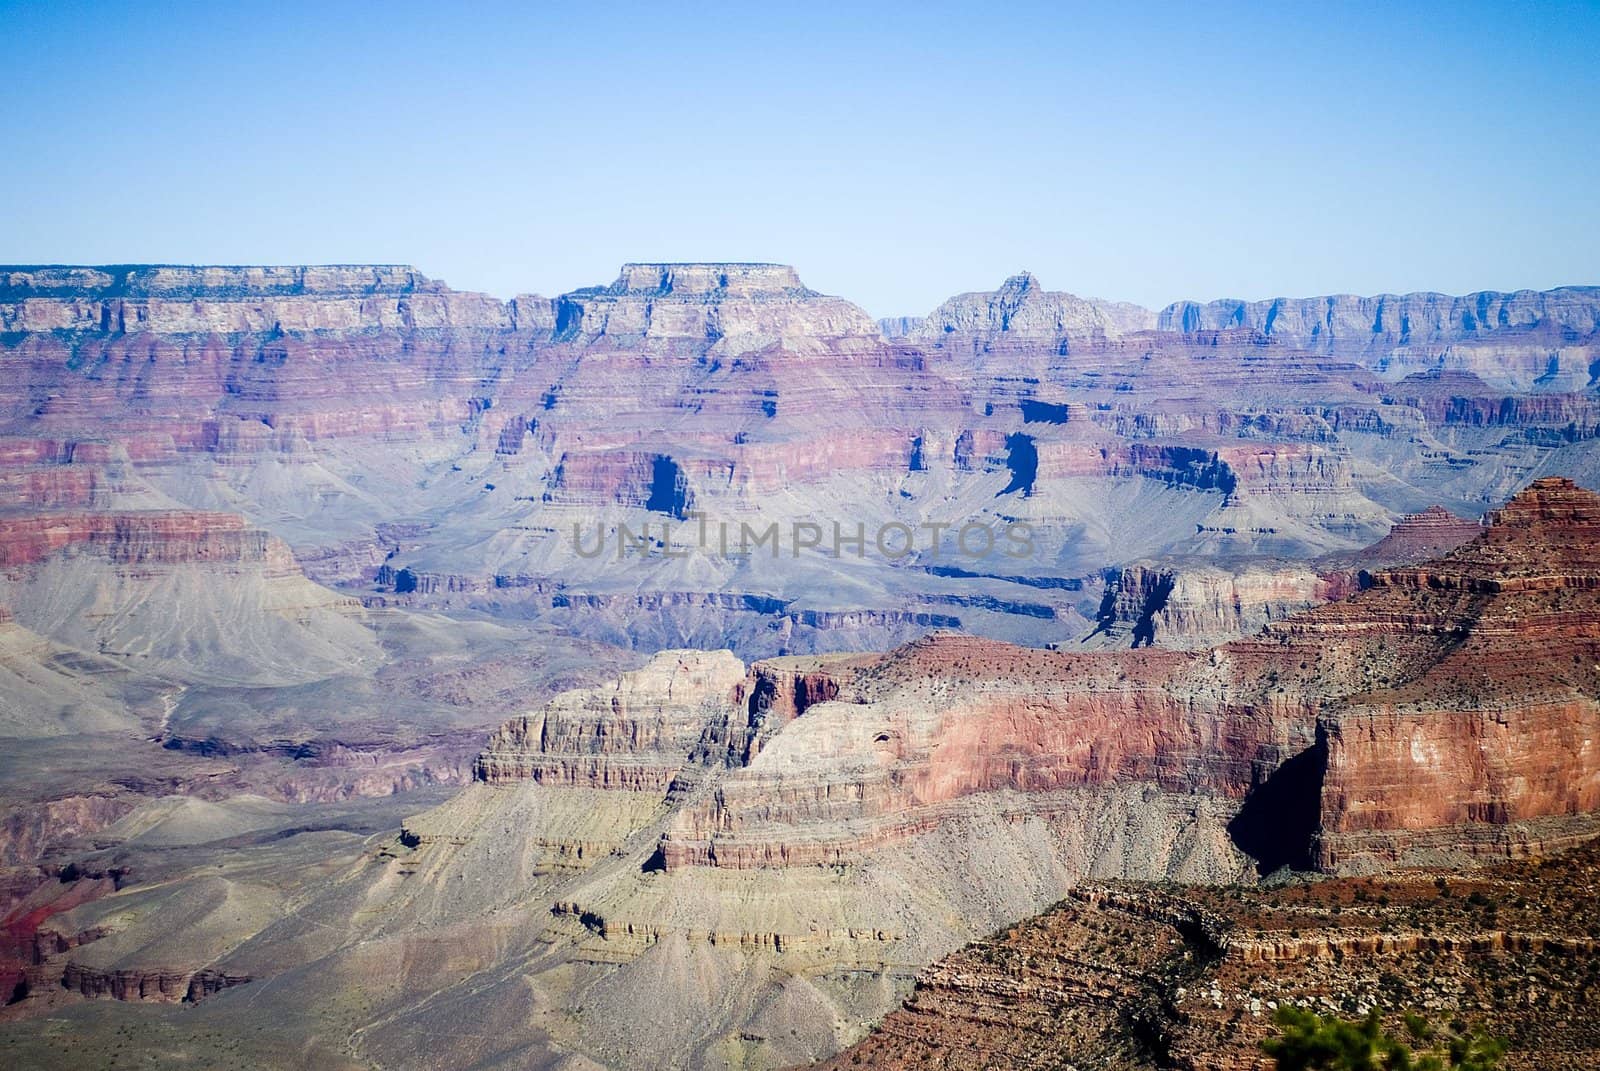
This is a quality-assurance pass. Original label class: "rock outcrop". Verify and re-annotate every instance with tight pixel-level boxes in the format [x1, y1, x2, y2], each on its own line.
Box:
[911, 271, 1157, 350]
[826, 839, 1600, 1070]
[472, 649, 748, 788]
[467, 479, 1600, 884]
[1302, 478, 1600, 871]
[1158, 286, 1600, 343]
[876, 315, 924, 339]
[1159, 286, 1600, 391]
[59, 962, 250, 1003]
[1091, 505, 1484, 650]
[1091, 559, 1333, 649]
[0, 264, 509, 333]
[548, 262, 882, 355]
[0, 510, 293, 569]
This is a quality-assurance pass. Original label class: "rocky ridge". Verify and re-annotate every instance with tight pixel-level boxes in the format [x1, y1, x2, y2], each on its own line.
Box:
[910, 271, 1158, 349]
[824, 838, 1600, 1070]
[444, 480, 1600, 885]
[1158, 286, 1600, 392]
[4, 261, 1598, 669]
[1091, 505, 1485, 650]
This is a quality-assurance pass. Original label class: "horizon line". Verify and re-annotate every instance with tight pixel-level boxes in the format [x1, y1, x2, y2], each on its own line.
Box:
[3, 261, 1598, 315]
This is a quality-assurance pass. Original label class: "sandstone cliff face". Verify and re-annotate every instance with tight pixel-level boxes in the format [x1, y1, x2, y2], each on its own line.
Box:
[827, 842, 1600, 1070]
[472, 649, 747, 788]
[657, 634, 1286, 871]
[59, 962, 250, 1003]
[1158, 286, 1600, 347]
[464, 632, 1276, 873]
[910, 271, 1157, 350]
[549, 262, 882, 356]
[1092, 560, 1333, 649]
[1092, 505, 1485, 650]
[1377, 369, 1600, 434]
[0, 510, 290, 569]
[1304, 478, 1600, 871]
[1159, 286, 1600, 391]
[464, 479, 1600, 885]
[0, 264, 509, 333]
[876, 315, 924, 339]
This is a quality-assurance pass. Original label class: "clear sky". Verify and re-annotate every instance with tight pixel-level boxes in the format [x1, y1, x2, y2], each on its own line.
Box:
[2, 0, 1597, 316]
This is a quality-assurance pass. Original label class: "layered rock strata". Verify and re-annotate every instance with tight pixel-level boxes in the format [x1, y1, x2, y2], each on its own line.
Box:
[468, 479, 1600, 883]
[825, 839, 1600, 1070]
[3, 263, 1597, 683]
[1092, 504, 1484, 649]
[3, 478, 1595, 1070]
[1159, 286, 1600, 391]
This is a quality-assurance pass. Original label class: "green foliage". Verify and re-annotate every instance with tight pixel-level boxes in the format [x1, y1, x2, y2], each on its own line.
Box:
[1261, 1007, 1505, 1071]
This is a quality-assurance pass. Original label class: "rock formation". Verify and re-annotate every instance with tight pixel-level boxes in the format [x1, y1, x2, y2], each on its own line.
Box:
[1301, 478, 1600, 871]
[1091, 505, 1484, 650]
[1090, 560, 1333, 650]
[548, 262, 883, 355]
[911, 271, 1158, 350]
[1158, 286, 1600, 391]
[0, 264, 509, 333]
[1323, 503, 1484, 569]
[876, 315, 924, 339]
[144, 477, 1571, 1067]
[5, 261, 1598, 667]
[825, 839, 1600, 1070]
[472, 649, 748, 788]
[0, 508, 379, 687]
[2, 256, 1600, 1069]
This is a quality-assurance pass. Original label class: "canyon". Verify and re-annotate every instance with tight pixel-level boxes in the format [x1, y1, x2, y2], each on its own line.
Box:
[1, 262, 1599, 1068]
[1, 478, 1596, 1068]
[3, 261, 1597, 676]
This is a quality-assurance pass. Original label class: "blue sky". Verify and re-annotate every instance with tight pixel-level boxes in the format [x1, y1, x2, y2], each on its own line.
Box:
[2, 0, 1596, 315]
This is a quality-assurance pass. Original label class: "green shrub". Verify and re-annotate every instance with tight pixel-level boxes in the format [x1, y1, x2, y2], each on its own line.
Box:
[1261, 1007, 1505, 1070]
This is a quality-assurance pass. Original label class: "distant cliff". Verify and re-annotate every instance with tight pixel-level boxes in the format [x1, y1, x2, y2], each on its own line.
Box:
[1159, 286, 1600, 390]
[0, 264, 513, 333]
[1157, 286, 1600, 342]
[910, 271, 1158, 349]
[894, 272, 1600, 391]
